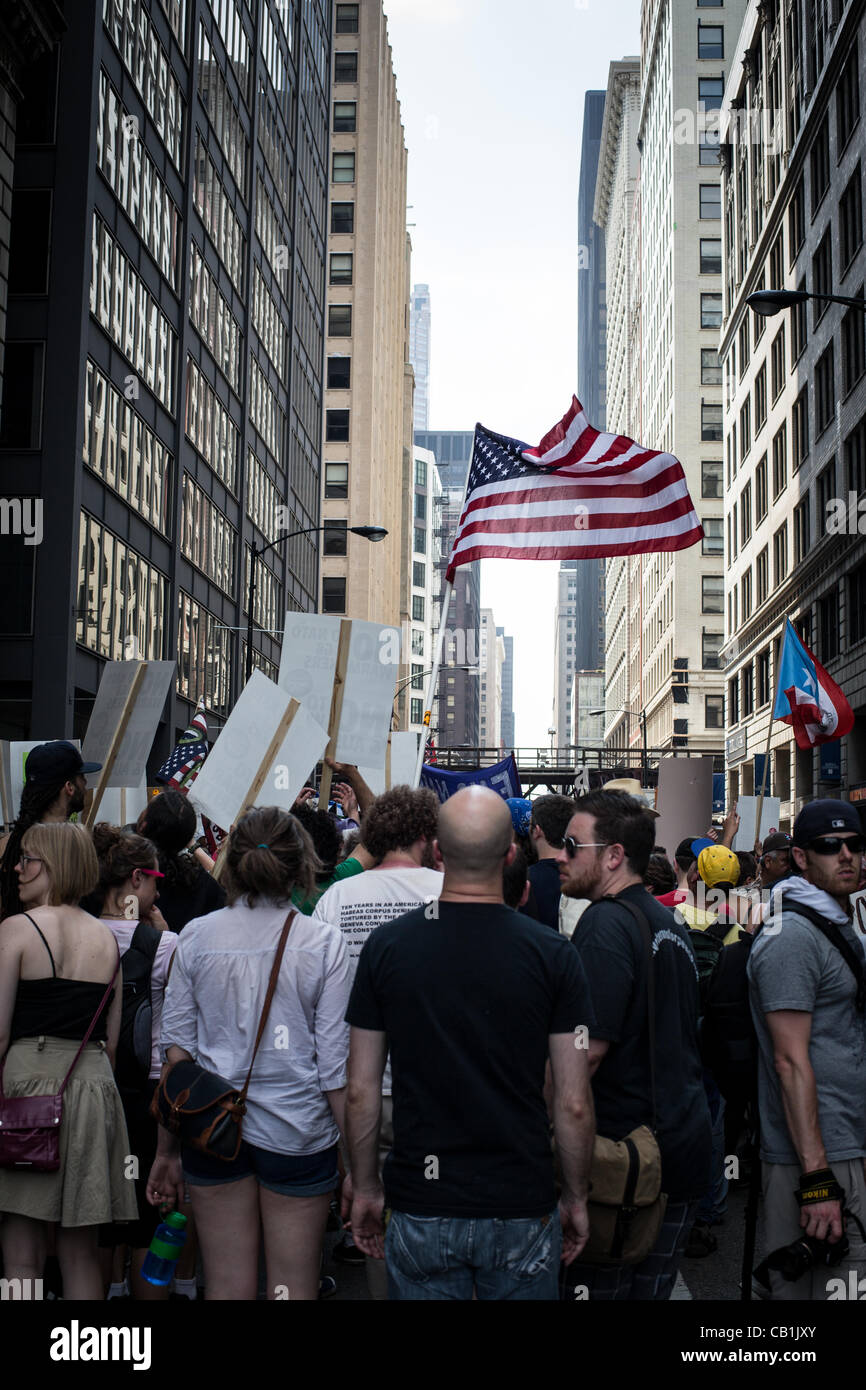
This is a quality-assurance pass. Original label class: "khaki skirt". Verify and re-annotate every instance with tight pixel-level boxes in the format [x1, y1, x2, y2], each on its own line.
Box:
[0, 1036, 139, 1228]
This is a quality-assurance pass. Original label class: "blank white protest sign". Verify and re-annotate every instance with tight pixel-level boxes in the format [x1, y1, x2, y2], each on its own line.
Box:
[81, 661, 176, 788]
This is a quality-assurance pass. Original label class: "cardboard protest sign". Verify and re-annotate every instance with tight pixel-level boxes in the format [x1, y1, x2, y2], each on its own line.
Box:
[852, 889, 866, 958]
[188, 670, 329, 830]
[734, 794, 781, 853]
[654, 757, 714, 864]
[94, 779, 150, 828]
[277, 614, 343, 733]
[357, 731, 421, 796]
[82, 661, 176, 790]
[334, 621, 401, 767]
[0, 741, 84, 825]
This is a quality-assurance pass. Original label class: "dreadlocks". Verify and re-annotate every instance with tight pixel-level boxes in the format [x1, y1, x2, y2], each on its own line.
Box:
[0, 777, 70, 920]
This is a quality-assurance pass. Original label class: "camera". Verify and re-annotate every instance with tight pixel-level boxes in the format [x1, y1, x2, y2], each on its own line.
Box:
[764, 1232, 849, 1282]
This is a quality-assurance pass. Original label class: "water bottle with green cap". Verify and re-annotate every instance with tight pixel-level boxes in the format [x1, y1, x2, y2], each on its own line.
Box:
[141, 1210, 188, 1286]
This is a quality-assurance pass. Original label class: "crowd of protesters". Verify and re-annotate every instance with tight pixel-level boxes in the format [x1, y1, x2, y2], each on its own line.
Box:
[0, 739, 865, 1302]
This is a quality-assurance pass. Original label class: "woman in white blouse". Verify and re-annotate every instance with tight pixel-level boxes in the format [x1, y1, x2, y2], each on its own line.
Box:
[147, 806, 352, 1300]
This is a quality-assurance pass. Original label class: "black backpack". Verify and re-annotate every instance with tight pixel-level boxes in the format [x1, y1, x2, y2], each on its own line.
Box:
[688, 917, 731, 1011]
[115, 920, 162, 1090]
[700, 929, 759, 1102]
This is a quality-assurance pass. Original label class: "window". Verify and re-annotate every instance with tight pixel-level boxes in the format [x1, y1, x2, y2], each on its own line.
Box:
[772, 423, 787, 499]
[756, 545, 769, 605]
[701, 348, 722, 384]
[847, 418, 866, 496]
[755, 453, 768, 521]
[0, 341, 44, 448]
[742, 662, 754, 715]
[699, 238, 722, 274]
[414, 457, 427, 486]
[325, 408, 349, 441]
[701, 293, 723, 327]
[415, 493, 426, 521]
[817, 459, 836, 537]
[837, 39, 860, 153]
[702, 459, 723, 496]
[324, 521, 348, 556]
[699, 184, 721, 219]
[702, 574, 724, 612]
[818, 588, 839, 662]
[740, 399, 751, 460]
[412, 595, 425, 621]
[412, 561, 425, 588]
[329, 252, 353, 285]
[322, 577, 346, 612]
[702, 517, 723, 554]
[413, 525, 425, 553]
[702, 630, 723, 668]
[325, 462, 348, 498]
[336, 4, 359, 32]
[741, 480, 752, 542]
[90, 215, 177, 413]
[702, 401, 723, 440]
[771, 327, 785, 402]
[741, 568, 752, 621]
[792, 387, 809, 471]
[850, 560, 866, 645]
[812, 229, 832, 325]
[810, 116, 830, 215]
[698, 23, 723, 58]
[699, 77, 724, 109]
[769, 229, 784, 292]
[332, 151, 355, 183]
[330, 202, 354, 234]
[754, 363, 767, 433]
[333, 101, 356, 132]
[326, 358, 351, 390]
[328, 304, 352, 336]
[773, 521, 788, 584]
[815, 344, 835, 435]
[794, 496, 810, 564]
[729, 676, 740, 725]
[705, 695, 724, 728]
[790, 279, 808, 362]
[8, 188, 51, 295]
[789, 176, 805, 258]
[699, 130, 720, 164]
[412, 629, 425, 655]
[738, 318, 750, 375]
[756, 649, 770, 706]
[334, 51, 358, 83]
[842, 291, 866, 394]
[410, 698, 423, 725]
[840, 165, 863, 270]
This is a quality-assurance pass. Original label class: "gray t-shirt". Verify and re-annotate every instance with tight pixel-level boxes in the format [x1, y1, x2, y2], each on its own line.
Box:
[748, 911, 866, 1165]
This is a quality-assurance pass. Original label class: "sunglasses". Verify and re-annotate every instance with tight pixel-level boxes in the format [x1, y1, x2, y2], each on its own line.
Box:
[808, 835, 866, 856]
[137, 868, 165, 879]
[563, 838, 609, 859]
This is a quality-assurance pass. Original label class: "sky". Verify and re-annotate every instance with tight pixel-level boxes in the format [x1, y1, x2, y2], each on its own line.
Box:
[383, 0, 642, 746]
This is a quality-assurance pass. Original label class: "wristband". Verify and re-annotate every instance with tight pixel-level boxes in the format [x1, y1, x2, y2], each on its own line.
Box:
[796, 1168, 845, 1206]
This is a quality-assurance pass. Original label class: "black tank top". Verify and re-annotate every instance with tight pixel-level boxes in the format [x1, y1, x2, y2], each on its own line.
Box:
[8, 914, 113, 1044]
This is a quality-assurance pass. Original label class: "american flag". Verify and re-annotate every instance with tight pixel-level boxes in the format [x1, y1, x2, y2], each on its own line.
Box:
[424, 736, 437, 766]
[445, 397, 703, 581]
[156, 698, 210, 789]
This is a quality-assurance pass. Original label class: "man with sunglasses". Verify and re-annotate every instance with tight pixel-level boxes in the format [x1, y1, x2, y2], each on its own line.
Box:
[747, 799, 866, 1300]
[556, 790, 712, 1300]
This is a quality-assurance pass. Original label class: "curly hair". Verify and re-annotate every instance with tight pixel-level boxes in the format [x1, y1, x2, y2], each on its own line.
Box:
[360, 786, 439, 861]
[137, 790, 200, 892]
[86, 824, 160, 914]
[222, 806, 320, 908]
[291, 803, 342, 881]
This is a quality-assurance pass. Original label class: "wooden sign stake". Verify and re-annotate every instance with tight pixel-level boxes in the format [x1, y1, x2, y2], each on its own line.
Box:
[85, 662, 148, 828]
[318, 619, 352, 806]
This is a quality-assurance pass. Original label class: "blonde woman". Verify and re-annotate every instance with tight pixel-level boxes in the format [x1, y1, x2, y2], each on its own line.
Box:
[0, 822, 137, 1299]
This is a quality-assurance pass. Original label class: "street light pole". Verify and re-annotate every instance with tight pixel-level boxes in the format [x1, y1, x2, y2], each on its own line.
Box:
[746, 288, 866, 317]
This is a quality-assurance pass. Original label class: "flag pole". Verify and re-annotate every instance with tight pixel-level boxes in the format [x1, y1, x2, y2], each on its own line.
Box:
[413, 426, 478, 788]
[754, 714, 773, 849]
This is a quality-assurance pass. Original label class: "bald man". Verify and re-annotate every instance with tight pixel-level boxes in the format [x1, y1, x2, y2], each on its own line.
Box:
[344, 786, 596, 1301]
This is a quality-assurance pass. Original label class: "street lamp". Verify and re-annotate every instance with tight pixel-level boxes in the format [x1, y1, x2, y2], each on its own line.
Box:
[589, 706, 648, 780]
[246, 523, 387, 680]
[746, 288, 866, 317]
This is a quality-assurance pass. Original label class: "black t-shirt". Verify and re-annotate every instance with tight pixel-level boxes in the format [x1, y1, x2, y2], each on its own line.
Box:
[157, 864, 226, 933]
[527, 858, 562, 932]
[346, 901, 596, 1218]
[572, 883, 712, 1202]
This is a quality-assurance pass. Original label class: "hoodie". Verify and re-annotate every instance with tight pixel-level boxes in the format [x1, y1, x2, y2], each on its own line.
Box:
[768, 873, 851, 927]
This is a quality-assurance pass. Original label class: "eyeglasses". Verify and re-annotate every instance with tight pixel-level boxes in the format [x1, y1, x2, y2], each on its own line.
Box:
[563, 837, 609, 859]
[808, 835, 866, 856]
[137, 868, 165, 879]
[18, 854, 43, 869]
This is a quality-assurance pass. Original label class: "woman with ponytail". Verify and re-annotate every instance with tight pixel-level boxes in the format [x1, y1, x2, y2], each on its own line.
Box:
[89, 824, 178, 1301]
[147, 806, 353, 1300]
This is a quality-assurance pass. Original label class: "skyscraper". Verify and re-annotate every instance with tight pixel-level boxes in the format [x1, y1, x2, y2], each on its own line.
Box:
[499, 627, 515, 748]
[409, 282, 431, 432]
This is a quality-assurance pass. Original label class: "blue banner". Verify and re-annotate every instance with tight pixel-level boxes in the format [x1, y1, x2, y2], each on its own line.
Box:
[712, 773, 725, 814]
[819, 741, 841, 783]
[420, 753, 522, 804]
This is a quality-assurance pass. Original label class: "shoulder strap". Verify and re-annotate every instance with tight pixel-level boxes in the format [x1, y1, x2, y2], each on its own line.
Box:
[57, 941, 122, 1096]
[128, 919, 162, 966]
[703, 916, 731, 946]
[612, 896, 658, 1132]
[237, 911, 296, 1106]
[23, 912, 56, 977]
[780, 900, 866, 1012]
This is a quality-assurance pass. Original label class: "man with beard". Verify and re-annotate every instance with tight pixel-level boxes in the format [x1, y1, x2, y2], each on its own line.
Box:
[0, 741, 102, 920]
[747, 800, 866, 1301]
[554, 789, 712, 1299]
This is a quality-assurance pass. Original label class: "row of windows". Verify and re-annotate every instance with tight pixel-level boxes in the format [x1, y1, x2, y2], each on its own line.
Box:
[76, 511, 167, 662]
[89, 214, 177, 413]
[255, 173, 289, 285]
[198, 22, 248, 199]
[184, 355, 239, 492]
[178, 588, 231, 713]
[83, 360, 172, 534]
[102, 0, 185, 173]
[207, 0, 251, 106]
[181, 472, 236, 594]
[245, 543, 282, 633]
[193, 131, 246, 295]
[246, 447, 284, 541]
[252, 262, 287, 376]
[261, 0, 292, 126]
[258, 78, 294, 196]
[189, 240, 242, 391]
[249, 353, 284, 464]
[158, 0, 186, 52]
[96, 71, 181, 292]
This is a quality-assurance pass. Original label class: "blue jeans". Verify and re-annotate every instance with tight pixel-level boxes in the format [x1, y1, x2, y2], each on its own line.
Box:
[385, 1210, 561, 1300]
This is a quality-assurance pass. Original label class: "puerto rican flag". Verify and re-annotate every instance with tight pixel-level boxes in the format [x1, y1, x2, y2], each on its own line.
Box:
[773, 618, 854, 749]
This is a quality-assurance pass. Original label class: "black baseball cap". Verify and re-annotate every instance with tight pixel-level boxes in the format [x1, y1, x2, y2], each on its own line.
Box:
[675, 836, 699, 864]
[24, 741, 102, 785]
[792, 799, 862, 848]
[761, 831, 792, 856]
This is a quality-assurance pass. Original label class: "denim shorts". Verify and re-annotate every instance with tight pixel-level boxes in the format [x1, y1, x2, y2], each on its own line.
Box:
[182, 1140, 339, 1196]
